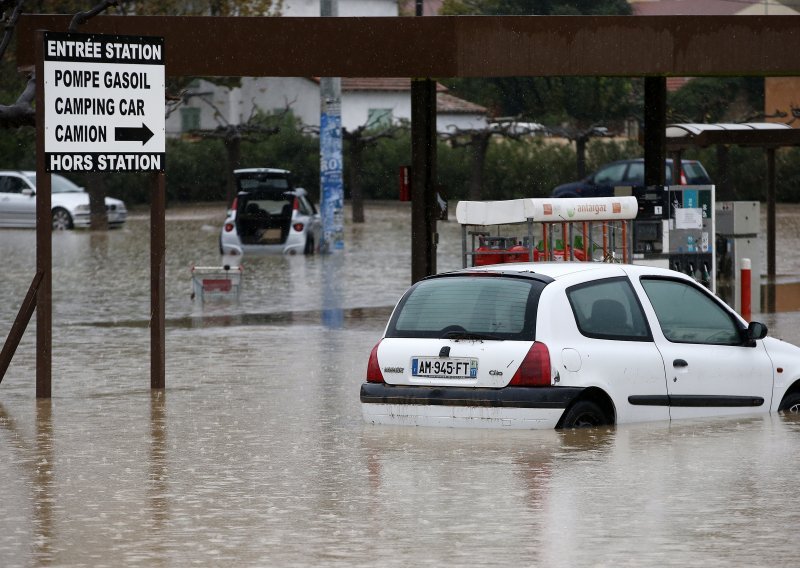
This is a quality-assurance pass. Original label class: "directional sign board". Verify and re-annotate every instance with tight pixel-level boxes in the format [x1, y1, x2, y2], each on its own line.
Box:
[43, 32, 165, 173]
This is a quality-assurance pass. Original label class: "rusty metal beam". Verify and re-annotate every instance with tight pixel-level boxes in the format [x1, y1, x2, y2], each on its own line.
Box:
[644, 77, 667, 187]
[0, 271, 43, 383]
[767, 148, 777, 280]
[151, 173, 166, 390]
[17, 15, 800, 78]
[410, 78, 437, 283]
[34, 31, 51, 399]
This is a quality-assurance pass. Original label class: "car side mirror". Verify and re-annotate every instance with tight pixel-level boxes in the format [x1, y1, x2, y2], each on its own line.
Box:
[746, 321, 768, 344]
[22, 188, 35, 197]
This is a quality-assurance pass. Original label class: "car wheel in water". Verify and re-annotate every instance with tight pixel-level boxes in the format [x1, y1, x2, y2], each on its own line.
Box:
[304, 235, 314, 255]
[779, 392, 800, 414]
[560, 399, 608, 429]
[51, 208, 73, 230]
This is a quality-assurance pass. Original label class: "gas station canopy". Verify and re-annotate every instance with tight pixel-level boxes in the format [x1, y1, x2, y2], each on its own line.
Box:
[666, 122, 800, 150]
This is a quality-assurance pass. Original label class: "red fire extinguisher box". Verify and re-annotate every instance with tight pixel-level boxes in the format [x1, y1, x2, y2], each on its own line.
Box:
[399, 165, 411, 202]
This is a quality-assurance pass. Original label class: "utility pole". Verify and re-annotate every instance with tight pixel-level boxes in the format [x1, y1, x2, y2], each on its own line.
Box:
[320, 0, 344, 253]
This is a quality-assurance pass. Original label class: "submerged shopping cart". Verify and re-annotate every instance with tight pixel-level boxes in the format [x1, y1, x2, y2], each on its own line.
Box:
[190, 264, 243, 302]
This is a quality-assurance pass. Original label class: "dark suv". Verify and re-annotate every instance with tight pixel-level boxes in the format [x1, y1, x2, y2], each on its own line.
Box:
[551, 158, 712, 198]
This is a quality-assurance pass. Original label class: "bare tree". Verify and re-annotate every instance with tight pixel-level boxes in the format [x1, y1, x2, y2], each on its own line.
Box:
[69, 2, 123, 230]
[180, 90, 293, 206]
[0, 0, 35, 128]
[343, 121, 403, 223]
[547, 124, 615, 180]
[442, 117, 544, 200]
[1, 1, 285, 222]
[1, 0, 122, 229]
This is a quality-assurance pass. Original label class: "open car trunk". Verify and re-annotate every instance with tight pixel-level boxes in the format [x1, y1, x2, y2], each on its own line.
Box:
[234, 174, 294, 245]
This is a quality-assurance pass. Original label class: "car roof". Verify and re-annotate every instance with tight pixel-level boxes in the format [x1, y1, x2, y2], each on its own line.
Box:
[608, 158, 699, 165]
[454, 261, 695, 284]
[237, 187, 306, 197]
[5, 170, 69, 180]
[234, 168, 290, 175]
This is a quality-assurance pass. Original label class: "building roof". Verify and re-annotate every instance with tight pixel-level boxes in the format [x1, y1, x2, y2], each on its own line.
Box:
[437, 92, 487, 114]
[341, 77, 448, 92]
[631, 0, 798, 16]
[311, 77, 487, 115]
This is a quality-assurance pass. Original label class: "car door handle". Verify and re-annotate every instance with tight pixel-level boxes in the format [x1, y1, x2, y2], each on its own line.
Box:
[673, 359, 688, 368]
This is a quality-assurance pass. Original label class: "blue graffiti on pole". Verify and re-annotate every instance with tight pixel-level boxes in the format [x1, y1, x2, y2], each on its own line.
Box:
[320, 106, 344, 252]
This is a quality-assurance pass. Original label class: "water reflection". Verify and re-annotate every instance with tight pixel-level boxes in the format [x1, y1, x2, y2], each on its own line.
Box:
[33, 400, 55, 566]
[1, 203, 800, 566]
[148, 391, 169, 541]
[0, 401, 55, 566]
[322, 254, 345, 329]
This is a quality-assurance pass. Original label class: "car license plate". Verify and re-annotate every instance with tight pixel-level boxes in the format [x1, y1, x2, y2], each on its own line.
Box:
[412, 357, 478, 379]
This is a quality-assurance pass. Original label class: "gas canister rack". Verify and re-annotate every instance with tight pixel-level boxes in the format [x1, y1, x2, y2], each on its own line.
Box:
[455, 196, 640, 268]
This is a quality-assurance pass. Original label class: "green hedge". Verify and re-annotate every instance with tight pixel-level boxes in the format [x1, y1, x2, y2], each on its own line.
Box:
[3, 123, 800, 204]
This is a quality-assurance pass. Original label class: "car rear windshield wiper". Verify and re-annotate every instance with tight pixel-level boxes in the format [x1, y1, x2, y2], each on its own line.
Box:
[440, 331, 501, 341]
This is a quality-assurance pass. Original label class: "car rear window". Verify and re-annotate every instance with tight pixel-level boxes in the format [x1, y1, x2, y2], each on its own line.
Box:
[386, 275, 545, 340]
[682, 162, 710, 184]
[240, 193, 293, 216]
[236, 174, 291, 191]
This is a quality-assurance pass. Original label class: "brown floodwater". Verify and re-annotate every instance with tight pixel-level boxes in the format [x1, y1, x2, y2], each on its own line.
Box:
[1, 201, 799, 567]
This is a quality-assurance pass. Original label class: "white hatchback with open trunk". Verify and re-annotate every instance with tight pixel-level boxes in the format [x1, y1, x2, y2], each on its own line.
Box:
[219, 168, 320, 256]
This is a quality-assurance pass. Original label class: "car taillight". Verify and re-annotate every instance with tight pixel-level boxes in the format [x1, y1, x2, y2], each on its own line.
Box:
[293, 222, 305, 232]
[366, 341, 385, 383]
[508, 342, 551, 387]
[231, 197, 238, 211]
[224, 222, 235, 232]
[293, 197, 300, 211]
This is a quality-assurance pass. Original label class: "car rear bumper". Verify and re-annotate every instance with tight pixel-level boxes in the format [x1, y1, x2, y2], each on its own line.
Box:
[221, 230, 305, 256]
[360, 383, 584, 429]
[73, 212, 127, 228]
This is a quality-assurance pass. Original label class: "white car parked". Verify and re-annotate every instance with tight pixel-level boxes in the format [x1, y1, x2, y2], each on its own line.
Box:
[220, 168, 320, 256]
[0, 170, 127, 230]
[361, 262, 800, 429]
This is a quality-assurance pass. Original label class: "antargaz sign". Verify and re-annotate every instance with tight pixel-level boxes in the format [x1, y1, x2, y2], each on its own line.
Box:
[43, 32, 165, 173]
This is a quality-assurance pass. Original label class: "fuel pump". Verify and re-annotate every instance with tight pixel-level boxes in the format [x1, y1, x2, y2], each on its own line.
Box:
[630, 184, 715, 291]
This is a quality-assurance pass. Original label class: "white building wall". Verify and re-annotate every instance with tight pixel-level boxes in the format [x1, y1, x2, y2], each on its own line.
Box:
[165, 79, 237, 136]
[341, 91, 410, 130]
[238, 77, 321, 126]
[165, 77, 487, 136]
[281, 0, 398, 17]
[165, 77, 322, 136]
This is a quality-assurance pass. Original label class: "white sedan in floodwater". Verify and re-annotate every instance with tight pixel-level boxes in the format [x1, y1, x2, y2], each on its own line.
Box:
[0, 170, 127, 230]
[361, 262, 800, 429]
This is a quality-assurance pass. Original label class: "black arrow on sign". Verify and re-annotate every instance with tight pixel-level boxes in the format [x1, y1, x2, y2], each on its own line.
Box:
[114, 123, 154, 145]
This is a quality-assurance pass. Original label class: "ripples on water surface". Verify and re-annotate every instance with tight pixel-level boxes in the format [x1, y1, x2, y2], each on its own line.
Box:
[1, 202, 800, 567]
